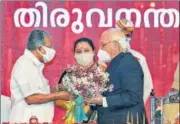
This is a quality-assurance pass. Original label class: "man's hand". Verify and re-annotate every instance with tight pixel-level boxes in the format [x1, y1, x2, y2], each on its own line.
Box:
[84, 96, 103, 105]
[24, 91, 75, 105]
[51, 83, 65, 93]
[55, 91, 75, 101]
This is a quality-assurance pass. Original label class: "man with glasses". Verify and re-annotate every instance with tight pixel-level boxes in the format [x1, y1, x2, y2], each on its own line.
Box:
[85, 20, 148, 124]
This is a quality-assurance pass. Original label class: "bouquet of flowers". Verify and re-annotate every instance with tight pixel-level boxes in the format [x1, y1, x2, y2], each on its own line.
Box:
[61, 64, 113, 124]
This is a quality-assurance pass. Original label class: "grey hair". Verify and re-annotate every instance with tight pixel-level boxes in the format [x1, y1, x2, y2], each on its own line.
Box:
[107, 28, 131, 52]
[27, 30, 50, 50]
[107, 28, 132, 43]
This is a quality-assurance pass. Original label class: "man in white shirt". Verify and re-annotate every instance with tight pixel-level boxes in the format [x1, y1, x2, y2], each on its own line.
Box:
[10, 30, 74, 123]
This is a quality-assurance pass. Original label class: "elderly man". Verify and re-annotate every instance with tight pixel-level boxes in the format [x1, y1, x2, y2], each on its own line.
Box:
[10, 30, 74, 123]
[85, 20, 148, 124]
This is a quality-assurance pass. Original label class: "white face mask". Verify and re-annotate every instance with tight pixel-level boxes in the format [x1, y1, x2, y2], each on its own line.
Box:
[38, 46, 56, 63]
[97, 49, 111, 63]
[74, 52, 94, 66]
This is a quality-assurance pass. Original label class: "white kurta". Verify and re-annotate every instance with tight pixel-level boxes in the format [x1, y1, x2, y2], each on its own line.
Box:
[9, 49, 54, 123]
[129, 49, 153, 103]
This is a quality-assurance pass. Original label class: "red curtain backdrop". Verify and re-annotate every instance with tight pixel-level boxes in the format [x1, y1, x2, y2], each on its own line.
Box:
[1, 1, 179, 123]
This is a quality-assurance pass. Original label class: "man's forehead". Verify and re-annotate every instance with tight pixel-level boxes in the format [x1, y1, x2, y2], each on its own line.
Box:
[101, 29, 125, 42]
[44, 36, 51, 46]
[100, 33, 108, 42]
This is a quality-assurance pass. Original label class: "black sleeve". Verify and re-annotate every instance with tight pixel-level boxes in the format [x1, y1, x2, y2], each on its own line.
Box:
[58, 71, 67, 84]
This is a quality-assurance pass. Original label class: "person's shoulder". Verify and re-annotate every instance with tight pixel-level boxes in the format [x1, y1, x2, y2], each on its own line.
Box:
[129, 49, 146, 61]
[119, 52, 143, 74]
[12, 55, 36, 74]
[122, 52, 137, 62]
[120, 52, 141, 68]
[17, 55, 35, 67]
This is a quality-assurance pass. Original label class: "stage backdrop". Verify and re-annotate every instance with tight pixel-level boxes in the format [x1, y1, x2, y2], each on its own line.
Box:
[1, 1, 179, 123]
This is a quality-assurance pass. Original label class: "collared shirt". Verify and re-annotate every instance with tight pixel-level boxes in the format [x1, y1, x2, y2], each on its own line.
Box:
[9, 49, 54, 123]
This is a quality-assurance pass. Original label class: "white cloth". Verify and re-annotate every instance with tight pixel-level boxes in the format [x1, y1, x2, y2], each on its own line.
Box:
[102, 97, 108, 107]
[1, 95, 11, 123]
[9, 49, 54, 123]
[129, 49, 153, 103]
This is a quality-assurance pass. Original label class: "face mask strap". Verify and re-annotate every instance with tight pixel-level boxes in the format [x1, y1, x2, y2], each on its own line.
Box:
[114, 38, 130, 53]
[36, 45, 46, 55]
[37, 45, 56, 63]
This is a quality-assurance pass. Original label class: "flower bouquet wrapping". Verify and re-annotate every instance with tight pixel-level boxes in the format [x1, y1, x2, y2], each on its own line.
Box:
[59, 64, 113, 124]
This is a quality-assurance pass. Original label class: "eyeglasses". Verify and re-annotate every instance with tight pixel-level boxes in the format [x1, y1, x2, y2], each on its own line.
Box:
[101, 40, 119, 49]
[101, 41, 112, 49]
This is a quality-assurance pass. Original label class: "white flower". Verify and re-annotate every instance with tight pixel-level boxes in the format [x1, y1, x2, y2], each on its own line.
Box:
[81, 77, 88, 84]
[103, 72, 109, 82]
[72, 76, 76, 82]
[89, 73, 93, 78]
[76, 78, 81, 84]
